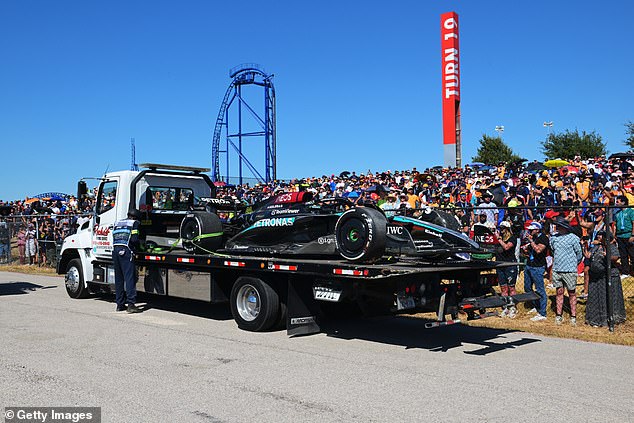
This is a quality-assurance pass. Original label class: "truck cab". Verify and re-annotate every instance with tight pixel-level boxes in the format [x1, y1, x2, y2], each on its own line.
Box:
[57, 164, 214, 297]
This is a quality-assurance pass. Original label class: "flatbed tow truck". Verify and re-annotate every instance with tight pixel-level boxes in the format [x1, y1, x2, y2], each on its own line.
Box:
[57, 164, 537, 336]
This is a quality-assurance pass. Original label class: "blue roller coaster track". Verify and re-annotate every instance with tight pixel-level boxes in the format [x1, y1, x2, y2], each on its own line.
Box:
[212, 64, 276, 184]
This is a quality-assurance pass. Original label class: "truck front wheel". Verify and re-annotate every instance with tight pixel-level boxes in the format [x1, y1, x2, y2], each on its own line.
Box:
[230, 277, 280, 332]
[65, 258, 89, 299]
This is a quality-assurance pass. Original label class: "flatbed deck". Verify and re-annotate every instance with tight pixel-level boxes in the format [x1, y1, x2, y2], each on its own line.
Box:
[135, 250, 516, 279]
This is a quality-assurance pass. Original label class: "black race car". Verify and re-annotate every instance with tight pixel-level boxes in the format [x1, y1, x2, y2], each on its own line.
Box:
[179, 192, 487, 263]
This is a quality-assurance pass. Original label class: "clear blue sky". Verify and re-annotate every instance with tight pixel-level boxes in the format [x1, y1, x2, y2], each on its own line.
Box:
[1, 0, 633, 200]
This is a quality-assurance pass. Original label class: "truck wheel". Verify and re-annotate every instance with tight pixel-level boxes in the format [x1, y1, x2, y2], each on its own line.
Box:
[335, 207, 386, 262]
[65, 258, 89, 299]
[180, 212, 224, 253]
[230, 277, 280, 332]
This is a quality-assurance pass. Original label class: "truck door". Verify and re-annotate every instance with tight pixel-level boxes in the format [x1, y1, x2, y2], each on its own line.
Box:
[93, 178, 119, 260]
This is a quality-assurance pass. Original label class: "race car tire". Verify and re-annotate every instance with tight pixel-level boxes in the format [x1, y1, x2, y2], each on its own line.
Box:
[335, 207, 387, 262]
[230, 276, 280, 332]
[65, 258, 89, 299]
[179, 211, 224, 253]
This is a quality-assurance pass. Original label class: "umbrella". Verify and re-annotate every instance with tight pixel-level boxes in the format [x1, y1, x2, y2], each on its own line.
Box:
[526, 162, 547, 172]
[467, 162, 485, 167]
[562, 165, 579, 174]
[339, 171, 351, 178]
[24, 198, 40, 205]
[344, 191, 360, 199]
[509, 158, 528, 166]
[431, 165, 444, 170]
[609, 152, 634, 160]
[365, 184, 389, 194]
[544, 159, 569, 168]
[213, 181, 226, 187]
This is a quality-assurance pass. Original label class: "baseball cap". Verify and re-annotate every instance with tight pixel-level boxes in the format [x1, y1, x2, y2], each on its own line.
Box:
[544, 210, 560, 219]
[527, 221, 543, 231]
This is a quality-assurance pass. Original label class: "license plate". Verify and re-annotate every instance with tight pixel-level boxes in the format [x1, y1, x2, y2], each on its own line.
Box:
[397, 294, 416, 310]
[313, 288, 342, 302]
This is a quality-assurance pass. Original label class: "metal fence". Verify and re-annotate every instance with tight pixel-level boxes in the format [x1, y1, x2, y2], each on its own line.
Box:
[0, 213, 92, 268]
[1, 204, 631, 330]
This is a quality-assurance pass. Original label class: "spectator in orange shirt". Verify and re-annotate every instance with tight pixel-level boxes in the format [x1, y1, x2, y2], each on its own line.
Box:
[575, 173, 591, 205]
[536, 171, 550, 189]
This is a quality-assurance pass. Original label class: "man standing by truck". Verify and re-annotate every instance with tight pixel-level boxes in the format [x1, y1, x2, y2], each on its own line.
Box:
[113, 209, 142, 313]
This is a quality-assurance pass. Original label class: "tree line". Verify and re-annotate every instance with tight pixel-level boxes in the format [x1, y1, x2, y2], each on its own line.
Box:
[472, 121, 634, 164]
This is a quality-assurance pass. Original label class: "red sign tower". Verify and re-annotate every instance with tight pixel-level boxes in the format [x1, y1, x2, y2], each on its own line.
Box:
[441, 12, 461, 168]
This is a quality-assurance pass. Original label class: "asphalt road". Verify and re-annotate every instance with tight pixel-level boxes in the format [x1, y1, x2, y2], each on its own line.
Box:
[1, 271, 633, 423]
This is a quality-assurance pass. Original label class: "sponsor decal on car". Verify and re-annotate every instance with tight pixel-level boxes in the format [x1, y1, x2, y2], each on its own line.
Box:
[387, 226, 404, 235]
[270, 209, 300, 215]
[249, 217, 296, 230]
[318, 236, 335, 245]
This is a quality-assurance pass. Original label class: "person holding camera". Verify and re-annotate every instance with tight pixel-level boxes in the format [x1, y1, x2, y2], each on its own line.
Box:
[521, 222, 549, 322]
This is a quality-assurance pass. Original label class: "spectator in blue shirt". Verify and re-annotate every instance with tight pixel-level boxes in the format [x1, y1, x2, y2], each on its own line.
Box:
[550, 217, 583, 325]
[614, 195, 634, 279]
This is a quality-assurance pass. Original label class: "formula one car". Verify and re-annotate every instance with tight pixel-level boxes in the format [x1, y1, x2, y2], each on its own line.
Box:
[179, 191, 487, 263]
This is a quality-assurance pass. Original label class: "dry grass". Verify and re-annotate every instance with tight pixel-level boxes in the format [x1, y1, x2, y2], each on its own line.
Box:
[416, 274, 634, 347]
[1, 263, 58, 276]
[463, 308, 634, 347]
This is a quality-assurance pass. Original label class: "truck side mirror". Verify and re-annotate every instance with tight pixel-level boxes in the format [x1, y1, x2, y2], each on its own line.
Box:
[77, 180, 88, 199]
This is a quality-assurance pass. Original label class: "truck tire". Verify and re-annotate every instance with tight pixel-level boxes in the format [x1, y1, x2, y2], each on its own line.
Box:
[65, 258, 89, 299]
[335, 207, 386, 262]
[180, 211, 224, 253]
[230, 276, 280, 332]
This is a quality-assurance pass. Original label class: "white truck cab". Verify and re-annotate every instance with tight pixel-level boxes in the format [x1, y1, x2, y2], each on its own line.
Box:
[58, 164, 214, 297]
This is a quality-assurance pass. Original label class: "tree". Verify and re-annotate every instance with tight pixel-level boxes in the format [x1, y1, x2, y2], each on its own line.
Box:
[541, 129, 606, 160]
[472, 134, 522, 164]
[624, 121, 634, 149]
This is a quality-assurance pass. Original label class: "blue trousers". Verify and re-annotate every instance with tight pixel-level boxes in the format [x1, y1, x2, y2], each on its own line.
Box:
[113, 246, 137, 307]
[524, 265, 547, 316]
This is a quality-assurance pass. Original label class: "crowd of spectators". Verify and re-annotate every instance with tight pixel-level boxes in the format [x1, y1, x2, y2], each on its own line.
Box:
[0, 154, 632, 327]
[0, 190, 96, 266]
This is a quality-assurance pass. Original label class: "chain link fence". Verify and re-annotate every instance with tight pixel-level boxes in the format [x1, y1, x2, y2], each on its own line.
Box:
[0, 213, 92, 268]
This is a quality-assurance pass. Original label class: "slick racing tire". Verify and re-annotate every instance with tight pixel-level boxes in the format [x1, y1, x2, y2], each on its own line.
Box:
[179, 211, 224, 253]
[230, 276, 280, 332]
[65, 258, 89, 299]
[335, 207, 387, 262]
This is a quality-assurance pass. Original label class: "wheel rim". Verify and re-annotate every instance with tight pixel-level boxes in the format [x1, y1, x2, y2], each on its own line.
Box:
[339, 218, 367, 255]
[182, 218, 201, 250]
[66, 266, 80, 292]
[236, 284, 260, 322]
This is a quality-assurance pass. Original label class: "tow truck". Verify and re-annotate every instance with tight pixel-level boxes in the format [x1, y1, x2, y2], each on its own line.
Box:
[57, 164, 537, 336]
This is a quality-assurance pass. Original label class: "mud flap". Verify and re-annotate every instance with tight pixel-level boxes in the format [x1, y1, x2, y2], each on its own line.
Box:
[286, 276, 321, 336]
